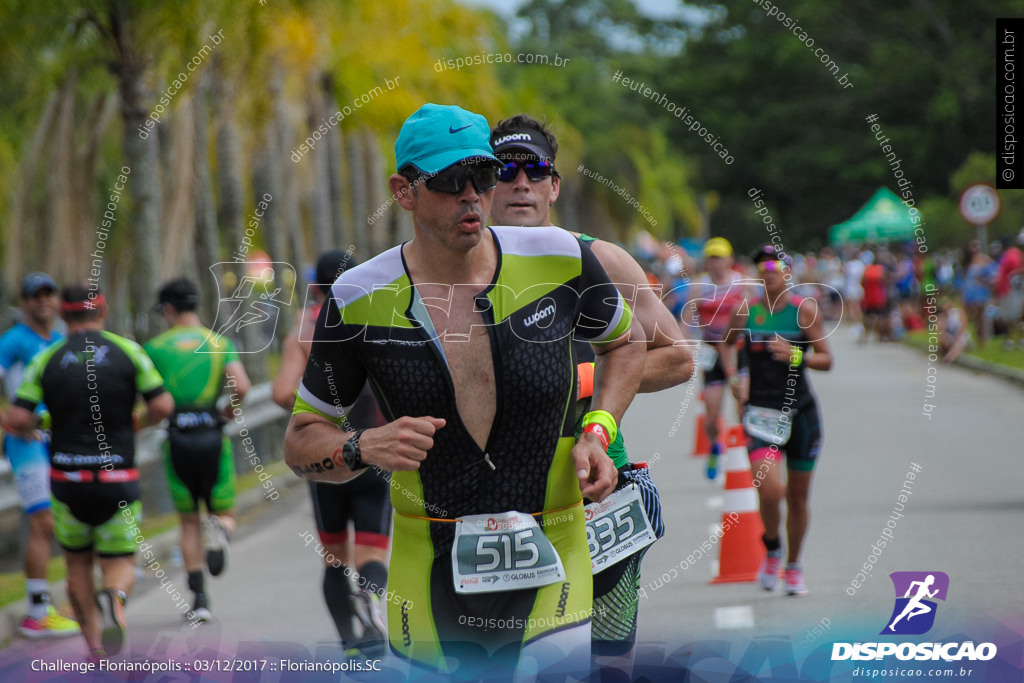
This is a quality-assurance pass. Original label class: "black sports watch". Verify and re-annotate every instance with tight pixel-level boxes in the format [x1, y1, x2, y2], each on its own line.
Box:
[341, 429, 368, 471]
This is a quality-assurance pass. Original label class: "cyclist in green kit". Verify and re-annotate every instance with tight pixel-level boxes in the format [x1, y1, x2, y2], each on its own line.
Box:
[144, 278, 251, 621]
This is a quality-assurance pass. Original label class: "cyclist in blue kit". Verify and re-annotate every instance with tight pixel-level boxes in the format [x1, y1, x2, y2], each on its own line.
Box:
[0, 272, 79, 639]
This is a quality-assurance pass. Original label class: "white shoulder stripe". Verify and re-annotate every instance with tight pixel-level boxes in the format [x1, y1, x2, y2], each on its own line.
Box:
[297, 382, 354, 421]
[329, 245, 405, 307]
[589, 296, 626, 344]
[490, 225, 581, 259]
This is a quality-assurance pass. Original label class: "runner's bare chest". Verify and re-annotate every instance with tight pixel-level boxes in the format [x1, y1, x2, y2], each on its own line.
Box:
[417, 283, 496, 451]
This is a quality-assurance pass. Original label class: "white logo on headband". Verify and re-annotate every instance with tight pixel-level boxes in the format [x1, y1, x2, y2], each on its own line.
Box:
[494, 133, 532, 147]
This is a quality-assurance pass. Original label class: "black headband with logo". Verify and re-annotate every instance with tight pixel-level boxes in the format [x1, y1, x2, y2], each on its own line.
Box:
[490, 129, 556, 162]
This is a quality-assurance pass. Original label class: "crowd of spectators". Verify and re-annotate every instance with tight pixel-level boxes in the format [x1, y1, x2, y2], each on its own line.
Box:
[636, 231, 1024, 362]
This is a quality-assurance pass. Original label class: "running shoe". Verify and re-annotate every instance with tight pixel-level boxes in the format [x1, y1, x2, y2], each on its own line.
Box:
[189, 593, 212, 623]
[96, 588, 126, 655]
[785, 564, 808, 596]
[205, 516, 230, 577]
[19, 606, 80, 639]
[758, 550, 783, 591]
[348, 590, 387, 658]
[706, 441, 723, 480]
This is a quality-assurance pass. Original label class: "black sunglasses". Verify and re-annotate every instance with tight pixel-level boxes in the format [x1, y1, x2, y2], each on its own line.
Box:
[497, 159, 556, 183]
[402, 161, 500, 195]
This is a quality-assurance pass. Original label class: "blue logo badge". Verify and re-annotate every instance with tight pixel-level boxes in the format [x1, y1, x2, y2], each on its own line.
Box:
[881, 571, 949, 635]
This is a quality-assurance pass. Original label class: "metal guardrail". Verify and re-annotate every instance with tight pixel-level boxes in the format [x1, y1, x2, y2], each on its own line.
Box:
[0, 382, 288, 517]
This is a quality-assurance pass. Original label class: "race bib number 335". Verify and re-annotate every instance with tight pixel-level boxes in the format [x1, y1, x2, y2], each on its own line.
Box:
[585, 485, 656, 574]
[453, 511, 566, 594]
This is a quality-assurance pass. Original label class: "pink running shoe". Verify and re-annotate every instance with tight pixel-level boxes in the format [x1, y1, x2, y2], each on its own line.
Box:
[758, 550, 783, 591]
[785, 564, 808, 596]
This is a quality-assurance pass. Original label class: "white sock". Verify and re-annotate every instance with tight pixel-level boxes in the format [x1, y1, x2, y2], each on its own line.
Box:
[26, 579, 50, 619]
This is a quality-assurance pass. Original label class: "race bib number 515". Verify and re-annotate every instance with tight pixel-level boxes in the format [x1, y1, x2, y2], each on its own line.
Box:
[453, 511, 566, 594]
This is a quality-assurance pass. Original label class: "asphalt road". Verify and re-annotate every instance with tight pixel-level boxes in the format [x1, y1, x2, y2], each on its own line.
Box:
[2, 328, 1022, 679]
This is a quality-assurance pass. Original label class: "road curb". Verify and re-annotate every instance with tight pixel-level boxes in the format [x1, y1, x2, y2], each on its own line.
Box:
[0, 468, 305, 645]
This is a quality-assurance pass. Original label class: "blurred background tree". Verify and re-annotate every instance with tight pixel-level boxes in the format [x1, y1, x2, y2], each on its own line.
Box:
[0, 0, 1013, 356]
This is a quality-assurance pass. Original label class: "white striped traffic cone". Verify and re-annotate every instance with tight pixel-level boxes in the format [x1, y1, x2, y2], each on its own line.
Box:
[711, 425, 765, 584]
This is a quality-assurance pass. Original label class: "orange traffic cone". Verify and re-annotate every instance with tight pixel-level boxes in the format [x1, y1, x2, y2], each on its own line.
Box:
[710, 425, 765, 584]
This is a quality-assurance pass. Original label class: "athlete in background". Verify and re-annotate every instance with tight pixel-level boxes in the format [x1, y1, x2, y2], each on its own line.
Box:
[0, 273, 79, 638]
[721, 246, 833, 596]
[682, 238, 753, 479]
[145, 278, 251, 622]
[7, 283, 173, 658]
[489, 114, 690, 668]
[273, 251, 391, 658]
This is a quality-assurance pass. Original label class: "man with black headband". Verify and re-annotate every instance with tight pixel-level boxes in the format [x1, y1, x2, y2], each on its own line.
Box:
[7, 283, 173, 659]
[273, 251, 391, 659]
[285, 103, 644, 677]
[144, 277, 251, 623]
[490, 114, 692, 667]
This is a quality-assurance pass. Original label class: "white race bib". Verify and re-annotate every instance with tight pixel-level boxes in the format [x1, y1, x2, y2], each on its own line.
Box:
[584, 485, 657, 574]
[452, 511, 566, 594]
[743, 405, 794, 444]
[699, 344, 719, 371]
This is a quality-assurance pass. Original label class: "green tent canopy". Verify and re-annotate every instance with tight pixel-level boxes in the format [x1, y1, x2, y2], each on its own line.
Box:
[829, 187, 920, 245]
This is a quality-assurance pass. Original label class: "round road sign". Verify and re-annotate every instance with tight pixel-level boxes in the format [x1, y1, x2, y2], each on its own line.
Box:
[959, 184, 1000, 225]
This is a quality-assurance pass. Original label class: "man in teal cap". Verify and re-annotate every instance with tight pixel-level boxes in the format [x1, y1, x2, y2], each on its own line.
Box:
[285, 103, 645, 676]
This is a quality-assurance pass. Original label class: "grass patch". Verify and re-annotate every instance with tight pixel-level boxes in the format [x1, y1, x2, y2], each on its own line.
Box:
[0, 557, 67, 610]
[905, 330, 1024, 370]
[237, 460, 290, 494]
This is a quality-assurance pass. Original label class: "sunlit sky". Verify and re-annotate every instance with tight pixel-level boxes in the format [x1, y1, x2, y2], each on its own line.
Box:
[457, 0, 696, 20]
[455, 0, 709, 53]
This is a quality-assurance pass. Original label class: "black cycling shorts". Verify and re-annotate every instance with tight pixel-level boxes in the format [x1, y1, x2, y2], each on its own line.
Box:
[51, 479, 139, 528]
[745, 399, 823, 472]
[310, 466, 392, 548]
[703, 344, 749, 385]
[163, 419, 234, 514]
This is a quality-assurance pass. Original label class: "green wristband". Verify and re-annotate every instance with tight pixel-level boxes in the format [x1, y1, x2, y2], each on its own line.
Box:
[582, 410, 618, 445]
[789, 346, 804, 367]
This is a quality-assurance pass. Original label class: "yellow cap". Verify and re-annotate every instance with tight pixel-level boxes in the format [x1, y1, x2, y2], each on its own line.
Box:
[703, 237, 733, 259]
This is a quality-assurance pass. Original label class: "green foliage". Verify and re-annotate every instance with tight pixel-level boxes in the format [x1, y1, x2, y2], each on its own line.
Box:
[948, 152, 1024, 245]
[641, 0, 1003, 250]
[0, 0, 1008, 279]
[507, 0, 701, 240]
